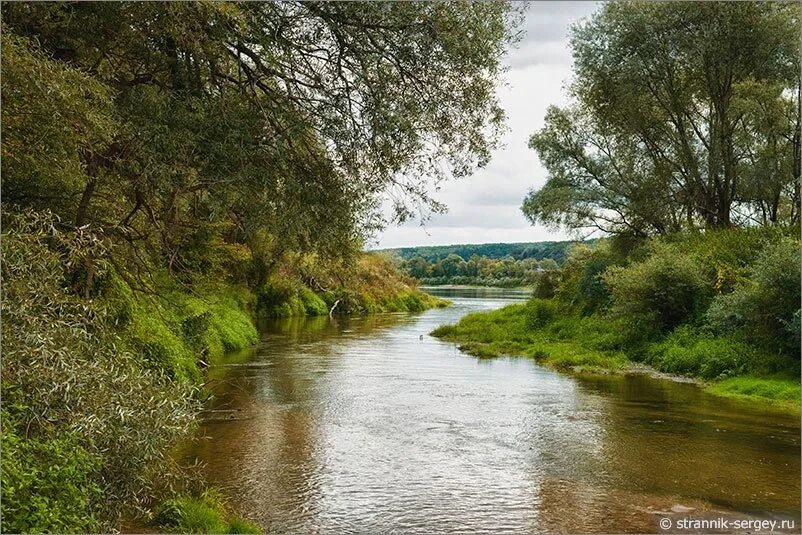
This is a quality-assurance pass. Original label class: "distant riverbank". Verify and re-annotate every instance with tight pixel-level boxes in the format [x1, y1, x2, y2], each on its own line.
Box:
[430, 228, 801, 415]
[431, 304, 799, 414]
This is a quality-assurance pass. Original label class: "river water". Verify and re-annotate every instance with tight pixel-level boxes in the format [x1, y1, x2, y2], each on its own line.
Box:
[184, 288, 800, 533]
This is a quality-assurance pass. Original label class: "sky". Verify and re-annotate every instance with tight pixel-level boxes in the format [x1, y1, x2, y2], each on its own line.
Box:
[372, 1, 599, 250]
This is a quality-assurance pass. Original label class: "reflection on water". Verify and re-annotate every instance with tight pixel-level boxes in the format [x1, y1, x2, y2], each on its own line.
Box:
[183, 289, 800, 533]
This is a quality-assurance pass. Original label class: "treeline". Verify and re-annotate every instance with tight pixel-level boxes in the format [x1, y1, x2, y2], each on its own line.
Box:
[435, 2, 801, 410]
[387, 240, 575, 263]
[398, 254, 559, 288]
[0, 3, 518, 533]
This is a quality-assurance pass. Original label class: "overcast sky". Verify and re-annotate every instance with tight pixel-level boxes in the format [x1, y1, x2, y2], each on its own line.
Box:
[372, 1, 599, 249]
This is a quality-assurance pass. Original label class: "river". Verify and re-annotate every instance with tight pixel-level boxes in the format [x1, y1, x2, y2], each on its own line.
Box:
[184, 288, 800, 533]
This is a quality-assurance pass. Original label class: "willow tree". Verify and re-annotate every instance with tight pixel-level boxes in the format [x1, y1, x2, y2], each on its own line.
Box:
[523, 2, 800, 236]
[2, 1, 521, 287]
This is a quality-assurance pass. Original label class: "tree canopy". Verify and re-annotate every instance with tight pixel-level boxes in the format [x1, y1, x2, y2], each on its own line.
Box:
[523, 2, 800, 236]
[2, 1, 521, 289]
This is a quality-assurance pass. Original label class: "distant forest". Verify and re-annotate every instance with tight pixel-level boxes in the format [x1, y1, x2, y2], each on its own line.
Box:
[384, 241, 584, 287]
[385, 241, 580, 263]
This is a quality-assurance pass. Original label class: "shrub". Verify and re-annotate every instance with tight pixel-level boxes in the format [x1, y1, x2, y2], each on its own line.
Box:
[1, 422, 102, 534]
[706, 238, 800, 355]
[524, 298, 560, 329]
[532, 268, 559, 298]
[554, 242, 618, 313]
[1, 212, 198, 531]
[604, 245, 711, 332]
[298, 286, 329, 315]
[677, 227, 789, 292]
[126, 300, 201, 381]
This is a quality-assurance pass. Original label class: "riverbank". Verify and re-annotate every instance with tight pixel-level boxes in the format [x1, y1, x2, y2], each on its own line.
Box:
[432, 299, 800, 414]
[431, 229, 801, 414]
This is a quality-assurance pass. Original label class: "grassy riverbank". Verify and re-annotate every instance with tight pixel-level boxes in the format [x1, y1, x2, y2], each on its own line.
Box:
[258, 253, 448, 318]
[432, 229, 800, 413]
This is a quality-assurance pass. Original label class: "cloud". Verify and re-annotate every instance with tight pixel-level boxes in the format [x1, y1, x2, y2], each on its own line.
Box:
[372, 2, 599, 249]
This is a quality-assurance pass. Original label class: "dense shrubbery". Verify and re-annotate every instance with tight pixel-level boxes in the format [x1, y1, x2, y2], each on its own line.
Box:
[258, 253, 447, 318]
[524, 298, 561, 329]
[433, 228, 800, 408]
[1, 422, 102, 534]
[1, 214, 200, 532]
[706, 238, 801, 355]
[604, 244, 712, 333]
[554, 243, 620, 312]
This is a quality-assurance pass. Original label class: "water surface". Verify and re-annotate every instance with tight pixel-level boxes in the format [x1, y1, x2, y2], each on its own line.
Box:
[185, 288, 800, 533]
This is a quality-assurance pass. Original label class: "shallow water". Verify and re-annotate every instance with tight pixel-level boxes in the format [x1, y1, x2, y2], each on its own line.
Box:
[184, 288, 800, 533]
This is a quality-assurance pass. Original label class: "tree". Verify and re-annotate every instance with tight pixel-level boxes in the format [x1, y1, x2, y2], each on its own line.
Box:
[523, 2, 800, 236]
[2, 2, 521, 288]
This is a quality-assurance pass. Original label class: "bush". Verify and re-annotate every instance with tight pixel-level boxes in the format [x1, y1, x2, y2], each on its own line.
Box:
[1, 213, 198, 531]
[532, 268, 559, 298]
[298, 286, 329, 315]
[126, 299, 201, 381]
[554, 242, 619, 313]
[706, 239, 800, 355]
[1, 422, 102, 534]
[524, 298, 560, 329]
[676, 227, 790, 293]
[604, 245, 711, 332]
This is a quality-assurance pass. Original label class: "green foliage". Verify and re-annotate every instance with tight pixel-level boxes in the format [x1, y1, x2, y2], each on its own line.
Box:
[525, 2, 801, 234]
[1, 32, 116, 216]
[524, 298, 560, 329]
[257, 254, 446, 318]
[706, 239, 801, 355]
[604, 245, 712, 332]
[153, 492, 262, 534]
[554, 242, 620, 313]
[389, 240, 577, 263]
[124, 298, 202, 382]
[1, 421, 102, 534]
[393, 241, 585, 287]
[2, 2, 520, 290]
[184, 290, 259, 357]
[644, 328, 762, 380]
[257, 279, 330, 318]
[1, 212, 199, 531]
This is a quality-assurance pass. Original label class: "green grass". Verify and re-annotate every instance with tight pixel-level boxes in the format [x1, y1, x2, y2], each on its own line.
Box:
[101, 276, 259, 381]
[706, 376, 800, 411]
[432, 299, 800, 411]
[153, 493, 262, 534]
[643, 328, 760, 380]
[432, 301, 628, 372]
